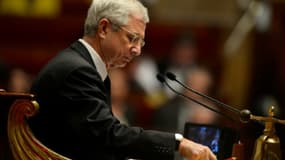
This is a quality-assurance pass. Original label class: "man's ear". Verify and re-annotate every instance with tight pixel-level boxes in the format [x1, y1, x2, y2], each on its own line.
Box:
[97, 18, 110, 39]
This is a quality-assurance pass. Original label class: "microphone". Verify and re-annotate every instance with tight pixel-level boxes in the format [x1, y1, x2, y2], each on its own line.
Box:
[163, 72, 251, 123]
[160, 72, 285, 160]
[156, 73, 237, 122]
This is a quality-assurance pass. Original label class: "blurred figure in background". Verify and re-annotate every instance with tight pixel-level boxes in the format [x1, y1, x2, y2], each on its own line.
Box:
[125, 55, 166, 128]
[185, 66, 218, 124]
[109, 68, 136, 126]
[152, 65, 219, 133]
[7, 67, 32, 92]
[126, 33, 199, 128]
[132, 55, 165, 107]
[159, 33, 198, 99]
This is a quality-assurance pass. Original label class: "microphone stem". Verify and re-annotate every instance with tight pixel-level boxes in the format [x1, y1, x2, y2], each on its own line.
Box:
[165, 82, 236, 122]
[175, 80, 241, 114]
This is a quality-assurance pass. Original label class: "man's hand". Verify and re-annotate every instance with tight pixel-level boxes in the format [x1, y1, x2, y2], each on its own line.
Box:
[178, 138, 217, 160]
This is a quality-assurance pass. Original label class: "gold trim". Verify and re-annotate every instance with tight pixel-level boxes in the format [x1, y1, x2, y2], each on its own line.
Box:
[7, 99, 71, 160]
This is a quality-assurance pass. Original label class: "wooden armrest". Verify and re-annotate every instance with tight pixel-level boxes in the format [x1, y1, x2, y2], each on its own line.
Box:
[7, 97, 71, 160]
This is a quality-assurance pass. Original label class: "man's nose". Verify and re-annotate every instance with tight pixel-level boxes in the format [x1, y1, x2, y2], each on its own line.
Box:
[131, 46, 141, 57]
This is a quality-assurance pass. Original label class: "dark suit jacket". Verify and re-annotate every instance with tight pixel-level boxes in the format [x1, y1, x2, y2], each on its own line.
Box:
[28, 41, 176, 160]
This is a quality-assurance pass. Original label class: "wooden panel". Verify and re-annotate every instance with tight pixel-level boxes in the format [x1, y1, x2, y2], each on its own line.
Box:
[150, 0, 239, 27]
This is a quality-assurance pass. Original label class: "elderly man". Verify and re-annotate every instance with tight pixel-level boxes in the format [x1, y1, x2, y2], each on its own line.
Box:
[28, 0, 216, 160]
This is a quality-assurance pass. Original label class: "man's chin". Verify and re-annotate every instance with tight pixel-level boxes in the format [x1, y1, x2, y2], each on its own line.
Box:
[110, 63, 127, 69]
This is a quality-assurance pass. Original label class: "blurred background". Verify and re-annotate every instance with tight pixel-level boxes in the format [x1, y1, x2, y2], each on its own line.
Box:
[0, 0, 285, 159]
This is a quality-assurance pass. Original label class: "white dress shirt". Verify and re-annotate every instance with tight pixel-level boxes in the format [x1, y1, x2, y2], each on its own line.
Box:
[78, 38, 108, 81]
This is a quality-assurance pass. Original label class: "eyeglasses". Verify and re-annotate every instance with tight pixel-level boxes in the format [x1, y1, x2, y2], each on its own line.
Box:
[119, 26, 145, 47]
[109, 20, 145, 47]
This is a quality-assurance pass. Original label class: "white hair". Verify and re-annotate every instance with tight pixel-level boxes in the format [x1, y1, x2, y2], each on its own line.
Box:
[84, 0, 149, 35]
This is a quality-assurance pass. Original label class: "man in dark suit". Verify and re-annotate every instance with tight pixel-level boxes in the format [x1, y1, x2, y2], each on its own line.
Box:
[28, 0, 216, 160]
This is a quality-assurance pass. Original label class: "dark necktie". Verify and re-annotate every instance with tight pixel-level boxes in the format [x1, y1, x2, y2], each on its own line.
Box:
[104, 76, 111, 105]
[104, 76, 111, 91]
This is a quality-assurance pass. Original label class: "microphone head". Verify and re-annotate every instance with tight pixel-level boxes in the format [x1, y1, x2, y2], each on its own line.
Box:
[156, 73, 166, 83]
[166, 72, 176, 81]
[239, 109, 251, 123]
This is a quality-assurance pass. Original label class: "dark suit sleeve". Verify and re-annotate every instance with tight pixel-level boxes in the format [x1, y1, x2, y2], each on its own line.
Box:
[58, 66, 176, 160]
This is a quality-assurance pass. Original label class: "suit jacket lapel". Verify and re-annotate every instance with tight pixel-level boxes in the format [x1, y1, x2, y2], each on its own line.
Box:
[70, 40, 111, 104]
[70, 40, 96, 68]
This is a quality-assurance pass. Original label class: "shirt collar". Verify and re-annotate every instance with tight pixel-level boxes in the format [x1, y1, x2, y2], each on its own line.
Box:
[78, 38, 108, 81]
